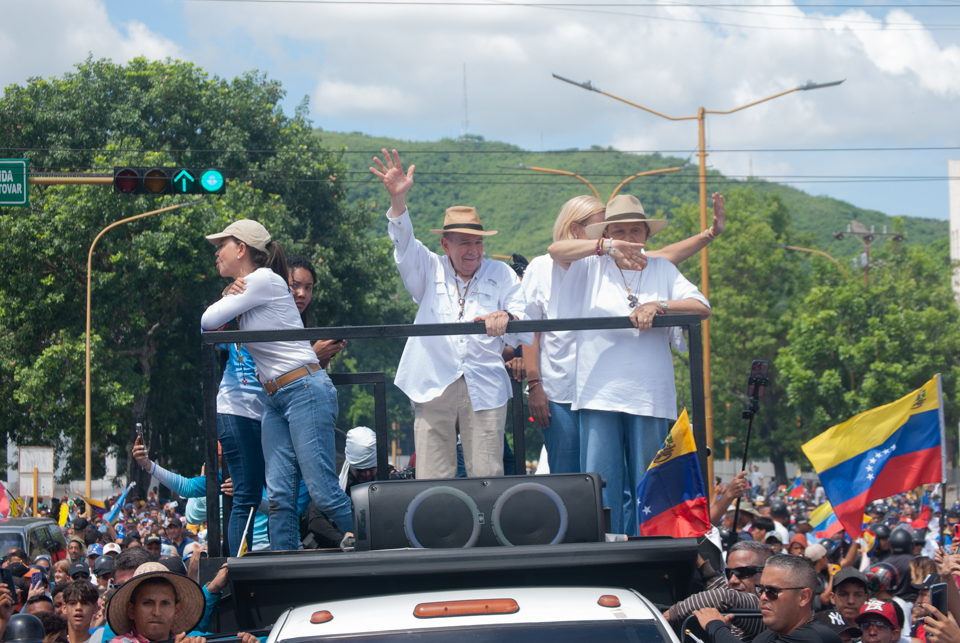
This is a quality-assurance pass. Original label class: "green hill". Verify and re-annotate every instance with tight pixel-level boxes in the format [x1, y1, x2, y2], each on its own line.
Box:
[317, 130, 947, 259]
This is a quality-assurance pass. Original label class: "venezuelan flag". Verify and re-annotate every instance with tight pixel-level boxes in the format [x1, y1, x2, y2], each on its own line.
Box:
[810, 502, 844, 538]
[802, 375, 945, 539]
[637, 409, 711, 538]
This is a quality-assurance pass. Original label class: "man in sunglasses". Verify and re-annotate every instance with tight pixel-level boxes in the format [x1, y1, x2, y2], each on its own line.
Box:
[856, 599, 901, 643]
[665, 541, 772, 642]
[694, 554, 841, 643]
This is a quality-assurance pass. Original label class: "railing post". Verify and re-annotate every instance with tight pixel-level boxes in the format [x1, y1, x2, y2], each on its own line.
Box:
[201, 341, 221, 558]
[511, 377, 526, 475]
[686, 320, 710, 494]
[374, 376, 389, 481]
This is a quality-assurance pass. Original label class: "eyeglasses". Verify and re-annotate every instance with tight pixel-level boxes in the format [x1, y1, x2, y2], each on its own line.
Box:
[754, 584, 805, 600]
[860, 621, 894, 632]
[724, 566, 765, 581]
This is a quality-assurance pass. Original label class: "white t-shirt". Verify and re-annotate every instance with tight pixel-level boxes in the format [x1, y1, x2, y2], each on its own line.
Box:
[522, 255, 576, 404]
[558, 254, 709, 419]
[201, 268, 318, 382]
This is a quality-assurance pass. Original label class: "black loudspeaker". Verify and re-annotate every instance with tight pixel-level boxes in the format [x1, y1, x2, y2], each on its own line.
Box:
[351, 473, 604, 550]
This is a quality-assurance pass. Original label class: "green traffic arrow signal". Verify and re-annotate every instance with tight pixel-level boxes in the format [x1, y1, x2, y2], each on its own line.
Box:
[174, 169, 196, 194]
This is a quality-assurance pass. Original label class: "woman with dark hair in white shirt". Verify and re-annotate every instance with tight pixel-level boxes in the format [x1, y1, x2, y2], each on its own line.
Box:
[201, 219, 352, 551]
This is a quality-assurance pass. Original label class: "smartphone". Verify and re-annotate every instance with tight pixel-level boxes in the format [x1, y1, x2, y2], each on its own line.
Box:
[1, 568, 13, 595]
[136, 423, 144, 442]
[30, 570, 41, 589]
[746, 360, 769, 398]
[930, 583, 948, 616]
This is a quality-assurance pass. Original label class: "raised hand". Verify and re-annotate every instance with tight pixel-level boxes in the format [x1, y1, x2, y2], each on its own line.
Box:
[711, 192, 725, 236]
[370, 149, 415, 215]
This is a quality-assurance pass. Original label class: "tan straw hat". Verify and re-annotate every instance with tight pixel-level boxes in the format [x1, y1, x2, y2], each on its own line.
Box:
[107, 562, 205, 637]
[205, 219, 272, 252]
[585, 194, 667, 240]
[429, 206, 497, 236]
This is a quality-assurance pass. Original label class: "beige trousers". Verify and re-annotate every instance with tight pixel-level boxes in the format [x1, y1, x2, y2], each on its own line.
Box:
[413, 376, 507, 479]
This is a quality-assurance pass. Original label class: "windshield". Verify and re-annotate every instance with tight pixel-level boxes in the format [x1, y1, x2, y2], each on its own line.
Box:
[0, 532, 24, 554]
[285, 622, 667, 643]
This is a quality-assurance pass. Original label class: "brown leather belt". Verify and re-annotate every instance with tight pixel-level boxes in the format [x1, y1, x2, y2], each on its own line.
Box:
[261, 363, 321, 395]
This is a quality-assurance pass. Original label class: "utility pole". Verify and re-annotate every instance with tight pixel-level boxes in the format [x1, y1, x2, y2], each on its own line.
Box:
[833, 221, 903, 287]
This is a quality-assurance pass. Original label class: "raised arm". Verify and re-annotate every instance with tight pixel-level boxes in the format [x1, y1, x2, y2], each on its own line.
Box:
[370, 149, 415, 218]
[649, 192, 725, 265]
[548, 238, 648, 271]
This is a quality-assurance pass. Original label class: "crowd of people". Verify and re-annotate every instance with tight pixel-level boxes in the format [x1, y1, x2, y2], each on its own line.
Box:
[670, 479, 960, 643]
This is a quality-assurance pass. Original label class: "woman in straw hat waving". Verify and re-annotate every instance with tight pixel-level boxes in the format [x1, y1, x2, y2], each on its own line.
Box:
[549, 194, 711, 536]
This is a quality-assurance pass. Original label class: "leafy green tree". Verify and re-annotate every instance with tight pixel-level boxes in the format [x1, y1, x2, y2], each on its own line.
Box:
[657, 188, 820, 483]
[0, 57, 399, 486]
[776, 237, 960, 465]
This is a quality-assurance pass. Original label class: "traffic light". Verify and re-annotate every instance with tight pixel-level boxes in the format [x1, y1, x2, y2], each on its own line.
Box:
[113, 167, 227, 195]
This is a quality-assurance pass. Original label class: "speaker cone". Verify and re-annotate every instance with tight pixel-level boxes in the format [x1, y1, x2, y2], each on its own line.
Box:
[403, 486, 482, 548]
[492, 483, 569, 546]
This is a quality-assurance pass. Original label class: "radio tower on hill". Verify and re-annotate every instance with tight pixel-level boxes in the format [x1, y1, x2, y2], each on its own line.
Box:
[459, 64, 470, 141]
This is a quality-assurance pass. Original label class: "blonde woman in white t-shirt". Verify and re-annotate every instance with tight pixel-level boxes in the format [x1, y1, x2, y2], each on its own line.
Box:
[547, 194, 714, 536]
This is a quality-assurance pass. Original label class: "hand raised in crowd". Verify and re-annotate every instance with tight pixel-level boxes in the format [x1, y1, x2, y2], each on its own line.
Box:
[0, 585, 16, 631]
[474, 311, 511, 337]
[370, 149, 415, 213]
[222, 277, 247, 298]
[206, 563, 229, 595]
[608, 239, 648, 272]
[692, 607, 734, 630]
[723, 471, 749, 501]
[711, 192, 726, 236]
[528, 382, 551, 428]
[132, 437, 153, 471]
[629, 302, 661, 333]
[924, 605, 960, 643]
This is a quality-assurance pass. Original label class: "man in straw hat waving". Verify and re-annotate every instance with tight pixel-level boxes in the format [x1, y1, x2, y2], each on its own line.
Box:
[371, 149, 530, 479]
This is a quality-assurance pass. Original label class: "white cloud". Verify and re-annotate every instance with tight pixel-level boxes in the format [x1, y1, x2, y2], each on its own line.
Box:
[0, 0, 179, 91]
[314, 80, 419, 116]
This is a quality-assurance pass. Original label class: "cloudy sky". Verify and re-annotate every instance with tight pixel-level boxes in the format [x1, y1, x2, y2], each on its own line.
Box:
[2, 0, 959, 223]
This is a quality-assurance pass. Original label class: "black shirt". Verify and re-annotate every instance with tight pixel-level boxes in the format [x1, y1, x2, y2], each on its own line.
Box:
[707, 618, 843, 643]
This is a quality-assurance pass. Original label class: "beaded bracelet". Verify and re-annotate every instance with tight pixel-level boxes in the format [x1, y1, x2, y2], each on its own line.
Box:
[596, 238, 603, 256]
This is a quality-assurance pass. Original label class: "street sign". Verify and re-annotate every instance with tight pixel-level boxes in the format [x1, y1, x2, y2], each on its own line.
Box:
[0, 159, 29, 207]
[18, 446, 54, 498]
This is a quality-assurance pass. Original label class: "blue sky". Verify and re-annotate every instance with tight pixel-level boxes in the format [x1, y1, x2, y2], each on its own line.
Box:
[3, 0, 960, 223]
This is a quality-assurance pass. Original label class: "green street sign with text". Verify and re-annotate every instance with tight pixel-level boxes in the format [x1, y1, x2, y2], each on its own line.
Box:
[0, 159, 28, 207]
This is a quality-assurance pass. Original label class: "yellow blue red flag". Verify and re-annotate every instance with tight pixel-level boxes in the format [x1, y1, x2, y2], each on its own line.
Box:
[802, 375, 946, 539]
[637, 409, 710, 537]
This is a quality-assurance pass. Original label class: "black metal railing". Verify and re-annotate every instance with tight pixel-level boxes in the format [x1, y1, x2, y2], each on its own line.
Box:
[200, 314, 706, 557]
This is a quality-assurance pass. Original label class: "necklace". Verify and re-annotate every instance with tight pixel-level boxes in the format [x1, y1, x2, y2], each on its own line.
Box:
[455, 277, 475, 321]
[617, 267, 642, 308]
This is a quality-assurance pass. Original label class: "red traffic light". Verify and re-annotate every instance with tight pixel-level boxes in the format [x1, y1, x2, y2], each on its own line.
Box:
[114, 168, 139, 194]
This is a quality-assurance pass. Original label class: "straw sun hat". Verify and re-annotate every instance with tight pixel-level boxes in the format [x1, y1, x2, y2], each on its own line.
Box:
[107, 562, 205, 637]
[584, 194, 667, 240]
[429, 206, 498, 236]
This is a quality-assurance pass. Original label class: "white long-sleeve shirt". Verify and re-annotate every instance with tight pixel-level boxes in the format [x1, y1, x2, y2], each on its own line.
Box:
[387, 208, 531, 410]
[521, 255, 576, 404]
[200, 268, 318, 382]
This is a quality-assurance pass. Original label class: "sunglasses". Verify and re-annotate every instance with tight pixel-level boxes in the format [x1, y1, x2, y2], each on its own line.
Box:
[860, 621, 894, 632]
[754, 584, 805, 600]
[724, 566, 765, 581]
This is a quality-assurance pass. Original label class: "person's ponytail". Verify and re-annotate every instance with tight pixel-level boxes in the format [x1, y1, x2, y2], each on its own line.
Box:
[243, 238, 289, 285]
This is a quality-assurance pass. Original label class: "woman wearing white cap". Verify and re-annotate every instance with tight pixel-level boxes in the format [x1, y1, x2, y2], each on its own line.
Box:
[549, 194, 711, 536]
[525, 193, 723, 474]
[201, 220, 352, 551]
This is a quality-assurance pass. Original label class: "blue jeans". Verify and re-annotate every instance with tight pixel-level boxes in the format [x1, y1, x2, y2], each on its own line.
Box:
[543, 401, 581, 473]
[217, 413, 265, 557]
[261, 369, 352, 550]
[579, 410, 668, 536]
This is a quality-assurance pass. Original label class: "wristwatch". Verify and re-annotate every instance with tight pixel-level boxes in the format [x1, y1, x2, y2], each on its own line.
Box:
[659, 300, 668, 313]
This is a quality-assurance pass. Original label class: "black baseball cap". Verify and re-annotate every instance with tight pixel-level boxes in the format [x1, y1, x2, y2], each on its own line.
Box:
[834, 567, 870, 591]
[67, 561, 90, 578]
[816, 611, 862, 638]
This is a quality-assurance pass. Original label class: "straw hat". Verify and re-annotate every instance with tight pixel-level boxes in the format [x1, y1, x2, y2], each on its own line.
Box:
[429, 206, 497, 236]
[585, 195, 667, 240]
[107, 562, 204, 637]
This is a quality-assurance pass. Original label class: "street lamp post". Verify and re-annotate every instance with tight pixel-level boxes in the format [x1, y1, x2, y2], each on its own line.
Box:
[553, 73, 844, 487]
[85, 201, 201, 498]
[497, 164, 682, 201]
